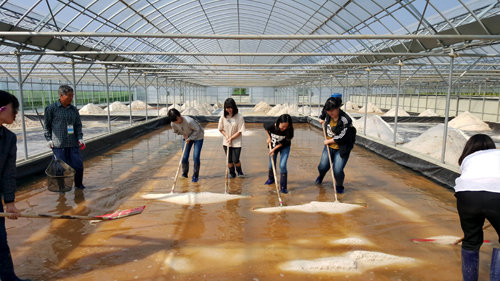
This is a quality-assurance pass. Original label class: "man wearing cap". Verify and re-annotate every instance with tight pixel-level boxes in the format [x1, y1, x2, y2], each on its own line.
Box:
[315, 94, 356, 193]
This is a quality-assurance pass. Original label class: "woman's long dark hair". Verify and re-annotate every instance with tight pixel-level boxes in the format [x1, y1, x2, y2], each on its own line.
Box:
[223, 98, 238, 118]
[275, 114, 294, 140]
[458, 134, 496, 165]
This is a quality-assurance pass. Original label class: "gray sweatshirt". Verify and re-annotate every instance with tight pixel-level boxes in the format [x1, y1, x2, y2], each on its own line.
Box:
[171, 116, 204, 140]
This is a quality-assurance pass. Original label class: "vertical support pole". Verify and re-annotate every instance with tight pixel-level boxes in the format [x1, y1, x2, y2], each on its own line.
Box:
[319, 77, 322, 113]
[127, 71, 132, 126]
[144, 74, 148, 121]
[481, 80, 486, 120]
[16, 51, 28, 160]
[441, 53, 456, 164]
[394, 62, 402, 146]
[363, 68, 370, 136]
[104, 66, 111, 133]
[71, 58, 77, 108]
[156, 76, 160, 117]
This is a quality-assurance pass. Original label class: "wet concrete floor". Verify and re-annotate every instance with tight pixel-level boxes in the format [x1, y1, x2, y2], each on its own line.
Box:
[9, 123, 499, 280]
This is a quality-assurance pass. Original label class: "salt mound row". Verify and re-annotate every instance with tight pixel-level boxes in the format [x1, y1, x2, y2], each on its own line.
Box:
[79, 103, 105, 115]
[253, 201, 362, 214]
[5, 117, 40, 129]
[168, 104, 182, 110]
[266, 104, 302, 116]
[418, 109, 439, 117]
[358, 102, 383, 114]
[280, 250, 417, 274]
[142, 192, 249, 205]
[253, 101, 272, 113]
[104, 101, 128, 112]
[129, 100, 153, 110]
[330, 237, 374, 247]
[182, 107, 200, 115]
[449, 111, 491, 131]
[342, 101, 359, 111]
[402, 124, 468, 165]
[383, 107, 410, 117]
[353, 115, 404, 143]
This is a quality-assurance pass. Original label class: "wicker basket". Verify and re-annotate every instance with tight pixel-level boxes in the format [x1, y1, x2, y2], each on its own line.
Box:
[45, 158, 75, 192]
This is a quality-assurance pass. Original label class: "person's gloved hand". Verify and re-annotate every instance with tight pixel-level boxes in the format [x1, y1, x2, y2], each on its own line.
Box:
[47, 140, 54, 149]
[78, 139, 86, 150]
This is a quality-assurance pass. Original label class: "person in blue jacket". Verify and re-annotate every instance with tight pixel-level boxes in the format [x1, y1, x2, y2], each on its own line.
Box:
[0, 90, 31, 281]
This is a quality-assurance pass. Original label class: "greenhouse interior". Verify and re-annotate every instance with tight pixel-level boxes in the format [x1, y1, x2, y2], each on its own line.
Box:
[0, 0, 499, 280]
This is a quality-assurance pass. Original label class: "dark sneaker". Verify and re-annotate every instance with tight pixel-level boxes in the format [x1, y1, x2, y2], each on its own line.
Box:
[264, 179, 274, 185]
[192, 176, 199, 183]
[181, 173, 188, 178]
[280, 186, 288, 194]
[75, 185, 86, 189]
[315, 176, 323, 185]
[336, 186, 344, 194]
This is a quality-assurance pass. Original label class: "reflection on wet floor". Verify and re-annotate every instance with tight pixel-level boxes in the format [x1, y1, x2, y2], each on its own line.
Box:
[9, 123, 498, 280]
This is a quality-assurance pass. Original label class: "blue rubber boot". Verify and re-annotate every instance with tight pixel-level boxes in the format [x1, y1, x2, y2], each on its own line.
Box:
[264, 169, 274, 185]
[461, 248, 479, 281]
[236, 166, 244, 176]
[491, 248, 500, 281]
[192, 163, 200, 182]
[280, 173, 288, 194]
[229, 166, 236, 178]
[181, 163, 189, 178]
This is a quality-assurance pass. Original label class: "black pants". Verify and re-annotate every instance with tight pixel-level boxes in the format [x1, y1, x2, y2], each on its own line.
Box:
[0, 204, 17, 280]
[456, 191, 500, 251]
[223, 146, 241, 164]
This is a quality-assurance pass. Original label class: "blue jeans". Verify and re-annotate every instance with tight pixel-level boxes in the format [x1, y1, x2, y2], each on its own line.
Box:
[182, 139, 203, 166]
[268, 145, 290, 173]
[317, 146, 349, 187]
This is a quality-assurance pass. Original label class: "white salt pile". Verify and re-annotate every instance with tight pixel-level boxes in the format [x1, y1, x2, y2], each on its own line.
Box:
[159, 107, 169, 116]
[383, 107, 410, 117]
[358, 102, 383, 114]
[330, 237, 373, 247]
[79, 103, 105, 115]
[129, 100, 153, 110]
[342, 101, 359, 111]
[279, 250, 417, 274]
[266, 104, 284, 116]
[253, 201, 362, 214]
[4, 117, 40, 129]
[418, 109, 439, 117]
[194, 104, 212, 115]
[104, 101, 128, 112]
[449, 111, 491, 131]
[353, 115, 404, 143]
[402, 124, 468, 165]
[253, 101, 272, 113]
[181, 107, 200, 116]
[142, 192, 249, 205]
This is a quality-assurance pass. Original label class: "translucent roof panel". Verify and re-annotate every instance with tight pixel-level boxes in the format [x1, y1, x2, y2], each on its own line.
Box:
[0, 0, 499, 86]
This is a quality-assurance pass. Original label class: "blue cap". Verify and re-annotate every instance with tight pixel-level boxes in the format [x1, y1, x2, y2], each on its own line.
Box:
[331, 93, 342, 98]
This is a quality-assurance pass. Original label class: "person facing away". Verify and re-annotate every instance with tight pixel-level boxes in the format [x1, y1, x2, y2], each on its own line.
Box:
[167, 108, 204, 183]
[0, 90, 31, 281]
[315, 95, 356, 194]
[454, 134, 500, 281]
[264, 114, 294, 194]
[218, 98, 246, 178]
[44, 85, 86, 189]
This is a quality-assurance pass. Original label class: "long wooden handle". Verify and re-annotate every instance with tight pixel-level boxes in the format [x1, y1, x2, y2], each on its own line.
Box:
[322, 124, 338, 202]
[171, 141, 187, 193]
[268, 143, 283, 206]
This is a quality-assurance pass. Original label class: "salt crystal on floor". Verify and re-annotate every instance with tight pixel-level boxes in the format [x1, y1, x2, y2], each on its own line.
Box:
[280, 250, 417, 274]
[253, 201, 362, 214]
[142, 192, 249, 205]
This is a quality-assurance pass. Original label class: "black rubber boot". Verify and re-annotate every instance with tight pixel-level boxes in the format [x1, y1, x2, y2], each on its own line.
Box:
[229, 166, 236, 178]
[192, 163, 200, 182]
[74, 169, 86, 189]
[236, 165, 244, 176]
[336, 185, 345, 194]
[280, 173, 288, 194]
[315, 174, 324, 185]
[462, 248, 479, 281]
[181, 163, 189, 178]
[491, 248, 500, 281]
[264, 169, 274, 185]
